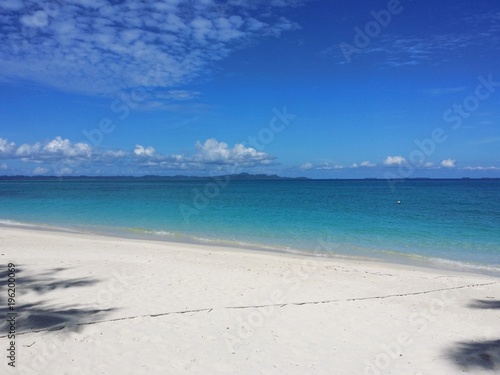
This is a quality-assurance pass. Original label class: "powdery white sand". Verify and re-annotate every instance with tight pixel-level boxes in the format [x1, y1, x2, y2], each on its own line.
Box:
[0, 225, 499, 374]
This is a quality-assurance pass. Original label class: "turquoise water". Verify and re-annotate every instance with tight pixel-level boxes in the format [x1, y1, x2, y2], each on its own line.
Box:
[0, 178, 499, 273]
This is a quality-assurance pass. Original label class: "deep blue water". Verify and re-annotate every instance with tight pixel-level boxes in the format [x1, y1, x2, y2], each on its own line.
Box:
[0, 178, 499, 273]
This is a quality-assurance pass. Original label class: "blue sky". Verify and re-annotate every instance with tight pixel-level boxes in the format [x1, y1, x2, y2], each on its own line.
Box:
[0, 0, 499, 178]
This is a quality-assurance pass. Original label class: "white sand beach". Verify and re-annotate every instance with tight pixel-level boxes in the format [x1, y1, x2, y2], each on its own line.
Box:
[1, 225, 499, 374]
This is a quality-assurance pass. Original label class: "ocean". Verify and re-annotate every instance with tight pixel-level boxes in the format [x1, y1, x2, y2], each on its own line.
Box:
[1, 178, 499, 274]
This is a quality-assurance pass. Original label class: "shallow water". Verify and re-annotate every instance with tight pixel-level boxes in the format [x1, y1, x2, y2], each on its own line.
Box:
[1, 178, 499, 273]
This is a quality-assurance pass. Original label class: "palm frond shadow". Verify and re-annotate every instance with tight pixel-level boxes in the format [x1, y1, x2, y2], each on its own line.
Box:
[446, 299, 500, 371]
[468, 299, 500, 310]
[447, 340, 500, 371]
[0, 266, 114, 334]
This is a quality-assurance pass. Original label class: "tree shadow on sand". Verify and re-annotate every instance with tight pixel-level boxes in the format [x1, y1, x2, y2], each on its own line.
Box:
[0, 266, 114, 335]
[445, 299, 500, 371]
[468, 299, 500, 310]
[447, 340, 500, 371]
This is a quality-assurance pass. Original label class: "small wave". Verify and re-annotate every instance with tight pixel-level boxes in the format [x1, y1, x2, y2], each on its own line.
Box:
[125, 228, 180, 237]
[0, 218, 81, 233]
[0, 219, 34, 227]
[373, 247, 500, 275]
[122, 227, 302, 253]
[430, 257, 500, 275]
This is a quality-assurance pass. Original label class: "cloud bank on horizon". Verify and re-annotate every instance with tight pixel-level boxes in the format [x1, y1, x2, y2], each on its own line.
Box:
[1, 136, 496, 176]
[0, 136, 276, 175]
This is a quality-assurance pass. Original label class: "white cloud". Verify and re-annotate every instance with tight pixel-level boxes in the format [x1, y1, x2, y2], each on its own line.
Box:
[133, 145, 156, 157]
[14, 137, 93, 161]
[0, 0, 304, 96]
[317, 162, 343, 170]
[440, 159, 456, 168]
[33, 166, 49, 175]
[102, 150, 128, 158]
[54, 166, 73, 175]
[195, 139, 231, 162]
[0, 162, 7, 170]
[384, 156, 407, 166]
[44, 137, 92, 157]
[300, 162, 313, 170]
[351, 161, 376, 168]
[16, 142, 42, 157]
[423, 161, 434, 168]
[194, 138, 273, 166]
[0, 138, 16, 155]
[360, 161, 375, 167]
[268, 17, 301, 37]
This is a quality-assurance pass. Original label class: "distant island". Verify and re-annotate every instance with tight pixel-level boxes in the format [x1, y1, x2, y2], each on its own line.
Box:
[0, 174, 498, 181]
[0, 173, 310, 181]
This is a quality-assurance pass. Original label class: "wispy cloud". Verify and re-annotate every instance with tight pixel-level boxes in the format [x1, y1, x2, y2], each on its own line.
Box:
[0, 136, 275, 174]
[360, 160, 375, 167]
[301, 160, 376, 170]
[156, 90, 201, 101]
[463, 165, 500, 171]
[322, 10, 500, 67]
[316, 162, 344, 170]
[423, 87, 468, 97]
[300, 162, 313, 170]
[351, 161, 376, 168]
[365, 31, 499, 67]
[33, 166, 49, 175]
[0, 0, 302, 96]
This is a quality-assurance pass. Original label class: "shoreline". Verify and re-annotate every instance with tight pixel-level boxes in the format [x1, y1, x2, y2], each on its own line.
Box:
[1, 225, 499, 374]
[1, 218, 499, 278]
